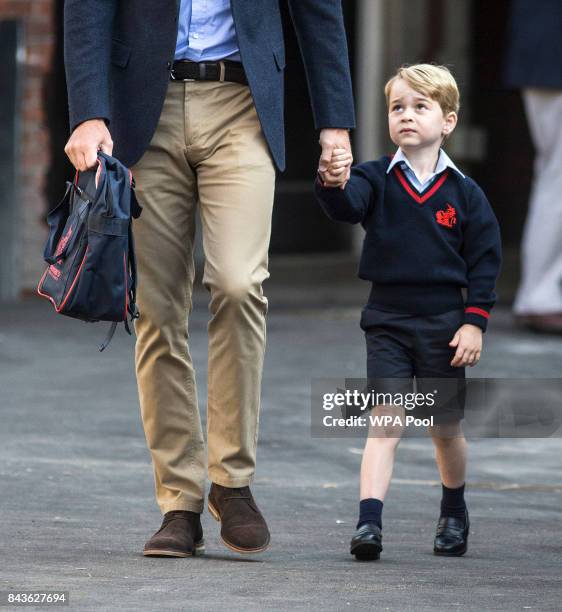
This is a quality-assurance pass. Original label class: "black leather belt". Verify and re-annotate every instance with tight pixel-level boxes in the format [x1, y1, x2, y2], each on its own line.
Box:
[170, 59, 248, 85]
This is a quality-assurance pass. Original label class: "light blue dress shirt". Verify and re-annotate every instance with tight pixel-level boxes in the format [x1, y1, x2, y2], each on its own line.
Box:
[174, 0, 241, 62]
[387, 148, 464, 192]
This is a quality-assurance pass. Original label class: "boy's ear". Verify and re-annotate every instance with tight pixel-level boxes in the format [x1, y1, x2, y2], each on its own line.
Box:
[443, 111, 458, 136]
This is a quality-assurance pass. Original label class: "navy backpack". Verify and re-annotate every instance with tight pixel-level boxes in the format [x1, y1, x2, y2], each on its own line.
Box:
[37, 152, 142, 350]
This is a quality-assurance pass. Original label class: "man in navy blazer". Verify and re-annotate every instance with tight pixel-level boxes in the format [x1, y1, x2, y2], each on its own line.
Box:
[63, 0, 355, 557]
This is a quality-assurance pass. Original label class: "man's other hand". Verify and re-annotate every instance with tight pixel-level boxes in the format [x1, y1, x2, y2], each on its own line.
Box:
[64, 118, 113, 171]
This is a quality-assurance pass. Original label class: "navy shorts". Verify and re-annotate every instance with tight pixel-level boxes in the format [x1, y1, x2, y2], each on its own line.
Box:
[361, 306, 466, 423]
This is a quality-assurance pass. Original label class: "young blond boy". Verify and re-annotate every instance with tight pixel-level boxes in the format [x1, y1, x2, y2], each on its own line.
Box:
[315, 64, 502, 560]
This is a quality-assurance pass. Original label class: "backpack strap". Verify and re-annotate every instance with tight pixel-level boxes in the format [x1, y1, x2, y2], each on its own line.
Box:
[97, 311, 138, 352]
[127, 222, 138, 307]
[125, 220, 140, 326]
[98, 322, 118, 352]
[97, 221, 140, 352]
[130, 185, 143, 219]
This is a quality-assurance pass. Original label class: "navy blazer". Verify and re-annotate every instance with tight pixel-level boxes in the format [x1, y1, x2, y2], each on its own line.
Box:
[503, 0, 562, 90]
[63, 0, 356, 172]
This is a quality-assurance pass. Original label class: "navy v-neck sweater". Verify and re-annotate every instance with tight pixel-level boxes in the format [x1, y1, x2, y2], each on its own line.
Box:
[314, 156, 502, 332]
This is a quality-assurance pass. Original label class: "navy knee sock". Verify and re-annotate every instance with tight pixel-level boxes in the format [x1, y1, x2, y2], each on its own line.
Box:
[357, 498, 383, 529]
[440, 483, 467, 519]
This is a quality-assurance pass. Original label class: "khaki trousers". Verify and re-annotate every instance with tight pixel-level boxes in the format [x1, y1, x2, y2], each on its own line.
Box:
[130, 80, 276, 514]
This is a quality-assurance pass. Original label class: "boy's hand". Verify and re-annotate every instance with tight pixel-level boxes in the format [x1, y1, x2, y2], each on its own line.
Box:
[318, 130, 352, 189]
[318, 148, 353, 189]
[449, 324, 482, 367]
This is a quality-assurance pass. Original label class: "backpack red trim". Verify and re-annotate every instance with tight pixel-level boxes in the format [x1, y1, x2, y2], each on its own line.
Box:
[37, 247, 89, 312]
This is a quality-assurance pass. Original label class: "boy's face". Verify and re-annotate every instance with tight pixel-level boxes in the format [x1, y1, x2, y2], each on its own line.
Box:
[387, 78, 457, 151]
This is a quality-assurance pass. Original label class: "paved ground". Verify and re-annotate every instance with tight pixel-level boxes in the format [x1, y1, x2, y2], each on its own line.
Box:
[1, 271, 561, 611]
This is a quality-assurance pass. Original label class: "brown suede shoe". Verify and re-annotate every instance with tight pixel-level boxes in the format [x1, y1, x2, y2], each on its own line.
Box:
[143, 510, 204, 557]
[208, 483, 270, 553]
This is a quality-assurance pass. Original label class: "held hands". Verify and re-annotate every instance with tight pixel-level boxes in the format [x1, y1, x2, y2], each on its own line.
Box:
[64, 118, 114, 171]
[449, 324, 483, 367]
[318, 129, 353, 189]
[319, 148, 354, 189]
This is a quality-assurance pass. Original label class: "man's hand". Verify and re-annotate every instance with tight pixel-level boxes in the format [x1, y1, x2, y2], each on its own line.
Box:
[449, 324, 483, 367]
[318, 128, 352, 190]
[320, 148, 353, 189]
[64, 118, 113, 171]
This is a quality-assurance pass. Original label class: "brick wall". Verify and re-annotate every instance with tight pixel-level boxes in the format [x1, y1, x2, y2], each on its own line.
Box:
[0, 0, 56, 294]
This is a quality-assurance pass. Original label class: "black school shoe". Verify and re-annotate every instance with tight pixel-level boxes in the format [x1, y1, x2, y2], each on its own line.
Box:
[350, 523, 383, 560]
[433, 509, 469, 556]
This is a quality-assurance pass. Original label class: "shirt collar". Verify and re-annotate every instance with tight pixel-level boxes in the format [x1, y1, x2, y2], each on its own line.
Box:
[386, 148, 465, 179]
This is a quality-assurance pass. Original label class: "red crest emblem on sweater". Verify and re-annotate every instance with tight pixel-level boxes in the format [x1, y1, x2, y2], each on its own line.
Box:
[435, 204, 457, 228]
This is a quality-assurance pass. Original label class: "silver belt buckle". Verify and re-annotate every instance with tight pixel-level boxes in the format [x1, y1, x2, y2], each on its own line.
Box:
[171, 73, 196, 82]
[170, 61, 197, 82]
[170, 71, 197, 83]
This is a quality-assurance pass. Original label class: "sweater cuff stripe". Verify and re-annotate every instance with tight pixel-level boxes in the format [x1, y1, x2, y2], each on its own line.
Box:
[465, 306, 490, 319]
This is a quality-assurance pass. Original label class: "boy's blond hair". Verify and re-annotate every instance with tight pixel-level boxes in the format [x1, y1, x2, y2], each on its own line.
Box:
[384, 64, 460, 116]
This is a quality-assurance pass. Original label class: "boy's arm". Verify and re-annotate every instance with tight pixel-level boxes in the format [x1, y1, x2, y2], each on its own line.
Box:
[314, 163, 375, 224]
[461, 182, 502, 332]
